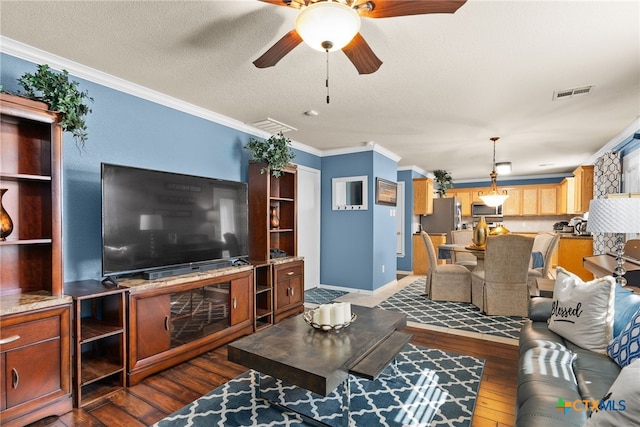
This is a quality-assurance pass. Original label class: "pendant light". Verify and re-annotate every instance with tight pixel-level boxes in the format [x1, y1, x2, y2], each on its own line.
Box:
[479, 137, 509, 207]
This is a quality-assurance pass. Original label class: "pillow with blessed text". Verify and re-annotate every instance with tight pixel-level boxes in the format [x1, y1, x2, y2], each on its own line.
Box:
[548, 267, 616, 353]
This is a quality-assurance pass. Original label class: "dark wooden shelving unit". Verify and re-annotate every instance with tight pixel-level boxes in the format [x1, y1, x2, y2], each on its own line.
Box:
[0, 93, 72, 427]
[64, 280, 127, 408]
[248, 162, 303, 328]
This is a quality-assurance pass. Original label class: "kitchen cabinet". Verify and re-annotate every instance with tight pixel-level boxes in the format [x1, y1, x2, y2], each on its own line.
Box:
[558, 236, 594, 281]
[64, 281, 126, 407]
[413, 178, 434, 215]
[454, 191, 473, 216]
[522, 187, 539, 215]
[413, 233, 446, 275]
[572, 165, 594, 213]
[502, 187, 521, 216]
[539, 186, 559, 215]
[124, 267, 254, 385]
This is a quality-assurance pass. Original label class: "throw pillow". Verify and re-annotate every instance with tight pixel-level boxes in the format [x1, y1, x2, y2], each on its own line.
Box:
[613, 283, 640, 338]
[607, 307, 640, 368]
[584, 358, 640, 426]
[548, 267, 616, 353]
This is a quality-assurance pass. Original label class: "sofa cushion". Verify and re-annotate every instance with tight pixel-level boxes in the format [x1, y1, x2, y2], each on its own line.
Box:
[568, 341, 621, 402]
[548, 267, 615, 353]
[613, 284, 640, 338]
[584, 358, 640, 426]
[518, 345, 578, 407]
[516, 395, 587, 427]
[528, 297, 553, 322]
[607, 306, 640, 368]
[519, 320, 568, 355]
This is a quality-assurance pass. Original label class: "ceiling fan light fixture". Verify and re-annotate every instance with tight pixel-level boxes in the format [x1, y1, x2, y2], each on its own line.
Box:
[295, 1, 361, 52]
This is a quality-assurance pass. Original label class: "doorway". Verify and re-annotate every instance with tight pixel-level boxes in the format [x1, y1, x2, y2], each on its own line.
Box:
[297, 165, 321, 290]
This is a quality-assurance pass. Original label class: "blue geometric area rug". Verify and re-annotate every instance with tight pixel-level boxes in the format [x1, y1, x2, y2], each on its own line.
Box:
[377, 278, 525, 340]
[153, 344, 484, 427]
[304, 287, 348, 305]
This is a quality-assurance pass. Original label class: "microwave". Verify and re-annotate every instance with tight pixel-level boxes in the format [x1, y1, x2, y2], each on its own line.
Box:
[471, 202, 503, 217]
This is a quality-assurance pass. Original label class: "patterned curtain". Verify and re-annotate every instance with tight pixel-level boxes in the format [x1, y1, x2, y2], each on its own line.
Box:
[592, 151, 622, 254]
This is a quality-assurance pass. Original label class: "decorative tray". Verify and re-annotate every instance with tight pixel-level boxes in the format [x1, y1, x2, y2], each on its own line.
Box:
[303, 310, 357, 332]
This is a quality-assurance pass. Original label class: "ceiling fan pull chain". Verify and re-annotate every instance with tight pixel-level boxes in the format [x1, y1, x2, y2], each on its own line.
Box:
[325, 47, 330, 104]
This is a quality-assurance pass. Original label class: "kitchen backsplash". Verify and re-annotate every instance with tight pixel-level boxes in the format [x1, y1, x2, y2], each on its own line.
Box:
[461, 215, 577, 233]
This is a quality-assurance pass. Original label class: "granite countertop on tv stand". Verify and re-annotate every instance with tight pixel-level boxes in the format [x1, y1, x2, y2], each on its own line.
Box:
[119, 256, 304, 292]
[0, 292, 72, 316]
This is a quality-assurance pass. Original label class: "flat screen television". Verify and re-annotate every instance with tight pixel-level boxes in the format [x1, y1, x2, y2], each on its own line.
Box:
[101, 163, 248, 278]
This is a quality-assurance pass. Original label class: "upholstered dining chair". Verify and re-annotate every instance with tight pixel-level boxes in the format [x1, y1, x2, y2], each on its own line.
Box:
[527, 232, 560, 296]
[421, 231, 472, 302]
[471, 234, 534, 316]
[450, 229, 477, 271]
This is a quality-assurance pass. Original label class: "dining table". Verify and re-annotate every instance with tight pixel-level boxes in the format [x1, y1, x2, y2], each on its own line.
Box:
[438, 243, 486, 271]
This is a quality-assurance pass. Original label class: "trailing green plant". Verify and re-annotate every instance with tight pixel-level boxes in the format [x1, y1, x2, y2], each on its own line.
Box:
[433, 169, 454, 197]
[245, 132, 295, 178]
[18, 64, 93, 149]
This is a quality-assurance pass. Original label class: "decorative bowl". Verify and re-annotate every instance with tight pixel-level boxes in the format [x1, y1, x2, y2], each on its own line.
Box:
[303, 310, 357, 332]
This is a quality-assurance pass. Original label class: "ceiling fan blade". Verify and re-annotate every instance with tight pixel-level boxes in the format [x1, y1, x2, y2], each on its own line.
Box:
[253, 30, 303, 69]
[342, 33, 382, 75]
[358, 0, 467, 18]
[258, 0, 304, 8]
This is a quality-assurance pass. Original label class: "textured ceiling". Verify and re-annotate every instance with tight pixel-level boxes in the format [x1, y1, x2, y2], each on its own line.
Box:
[1, 0, 639, 180]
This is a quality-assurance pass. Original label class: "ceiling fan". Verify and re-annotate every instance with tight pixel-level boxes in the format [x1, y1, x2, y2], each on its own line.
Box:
[254, 0, 467, 74]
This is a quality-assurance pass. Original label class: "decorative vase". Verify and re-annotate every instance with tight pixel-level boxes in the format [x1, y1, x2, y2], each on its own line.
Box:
[472, 215, 489, 248]
[270, 206, 280, 229]
[0, 188, 14, 241]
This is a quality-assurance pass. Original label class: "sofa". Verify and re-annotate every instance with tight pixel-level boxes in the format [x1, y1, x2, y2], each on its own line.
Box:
[516, 268, 640, 427]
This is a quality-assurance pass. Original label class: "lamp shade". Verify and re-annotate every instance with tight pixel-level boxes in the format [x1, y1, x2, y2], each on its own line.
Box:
[295, 1, 361, 52]
[139, 214, 163, 231]
[479, 193, 509, 208]
[587, 198, 640, 233]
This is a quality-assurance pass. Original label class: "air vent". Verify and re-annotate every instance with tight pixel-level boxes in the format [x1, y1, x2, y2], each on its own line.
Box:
[552, 85, 594, 101]
[249, 118, 297, 134]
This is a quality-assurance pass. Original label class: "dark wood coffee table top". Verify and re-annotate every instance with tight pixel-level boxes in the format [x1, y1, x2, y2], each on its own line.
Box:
[228, 305, 407, 396]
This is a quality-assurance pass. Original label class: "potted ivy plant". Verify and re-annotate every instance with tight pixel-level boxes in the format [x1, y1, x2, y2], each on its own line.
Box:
[245, 132, 295, 178]
[433, 169, 454, 197]
[17, 64, 93, 149]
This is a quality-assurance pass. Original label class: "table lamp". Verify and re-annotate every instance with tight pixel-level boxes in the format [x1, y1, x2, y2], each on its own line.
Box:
[587, 197, 640, 286]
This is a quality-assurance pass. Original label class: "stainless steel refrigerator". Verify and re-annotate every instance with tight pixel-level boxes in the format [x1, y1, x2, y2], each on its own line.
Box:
[419, 197, 462, 243]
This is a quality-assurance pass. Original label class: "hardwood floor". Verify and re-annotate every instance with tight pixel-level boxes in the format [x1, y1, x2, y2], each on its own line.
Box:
[29, 326, 519, 427]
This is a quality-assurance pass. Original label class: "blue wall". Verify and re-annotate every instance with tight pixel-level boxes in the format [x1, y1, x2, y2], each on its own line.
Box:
[319, 150, 399, 292]
[0, 53, 319, 282]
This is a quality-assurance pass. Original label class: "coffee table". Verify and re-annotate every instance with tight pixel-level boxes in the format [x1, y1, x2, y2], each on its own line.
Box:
[227, 305, 410, 426]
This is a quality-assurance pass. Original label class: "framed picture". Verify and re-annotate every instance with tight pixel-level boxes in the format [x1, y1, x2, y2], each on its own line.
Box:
[375, 178, 397, 206]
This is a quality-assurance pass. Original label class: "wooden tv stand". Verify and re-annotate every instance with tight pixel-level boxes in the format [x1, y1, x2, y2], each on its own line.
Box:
[119, 265, 254, 386]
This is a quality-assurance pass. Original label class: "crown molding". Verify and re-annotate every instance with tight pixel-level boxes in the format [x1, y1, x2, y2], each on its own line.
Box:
[1, 36, 324, 156]
[322, 142, 401, 163]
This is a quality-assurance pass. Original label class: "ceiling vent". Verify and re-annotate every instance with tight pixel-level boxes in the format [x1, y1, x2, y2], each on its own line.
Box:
[249, 118, 297, 134]
[552, 85, 594, 101]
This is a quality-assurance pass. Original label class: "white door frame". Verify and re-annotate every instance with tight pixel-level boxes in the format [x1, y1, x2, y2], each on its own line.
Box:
[296, 165, 321, 290]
